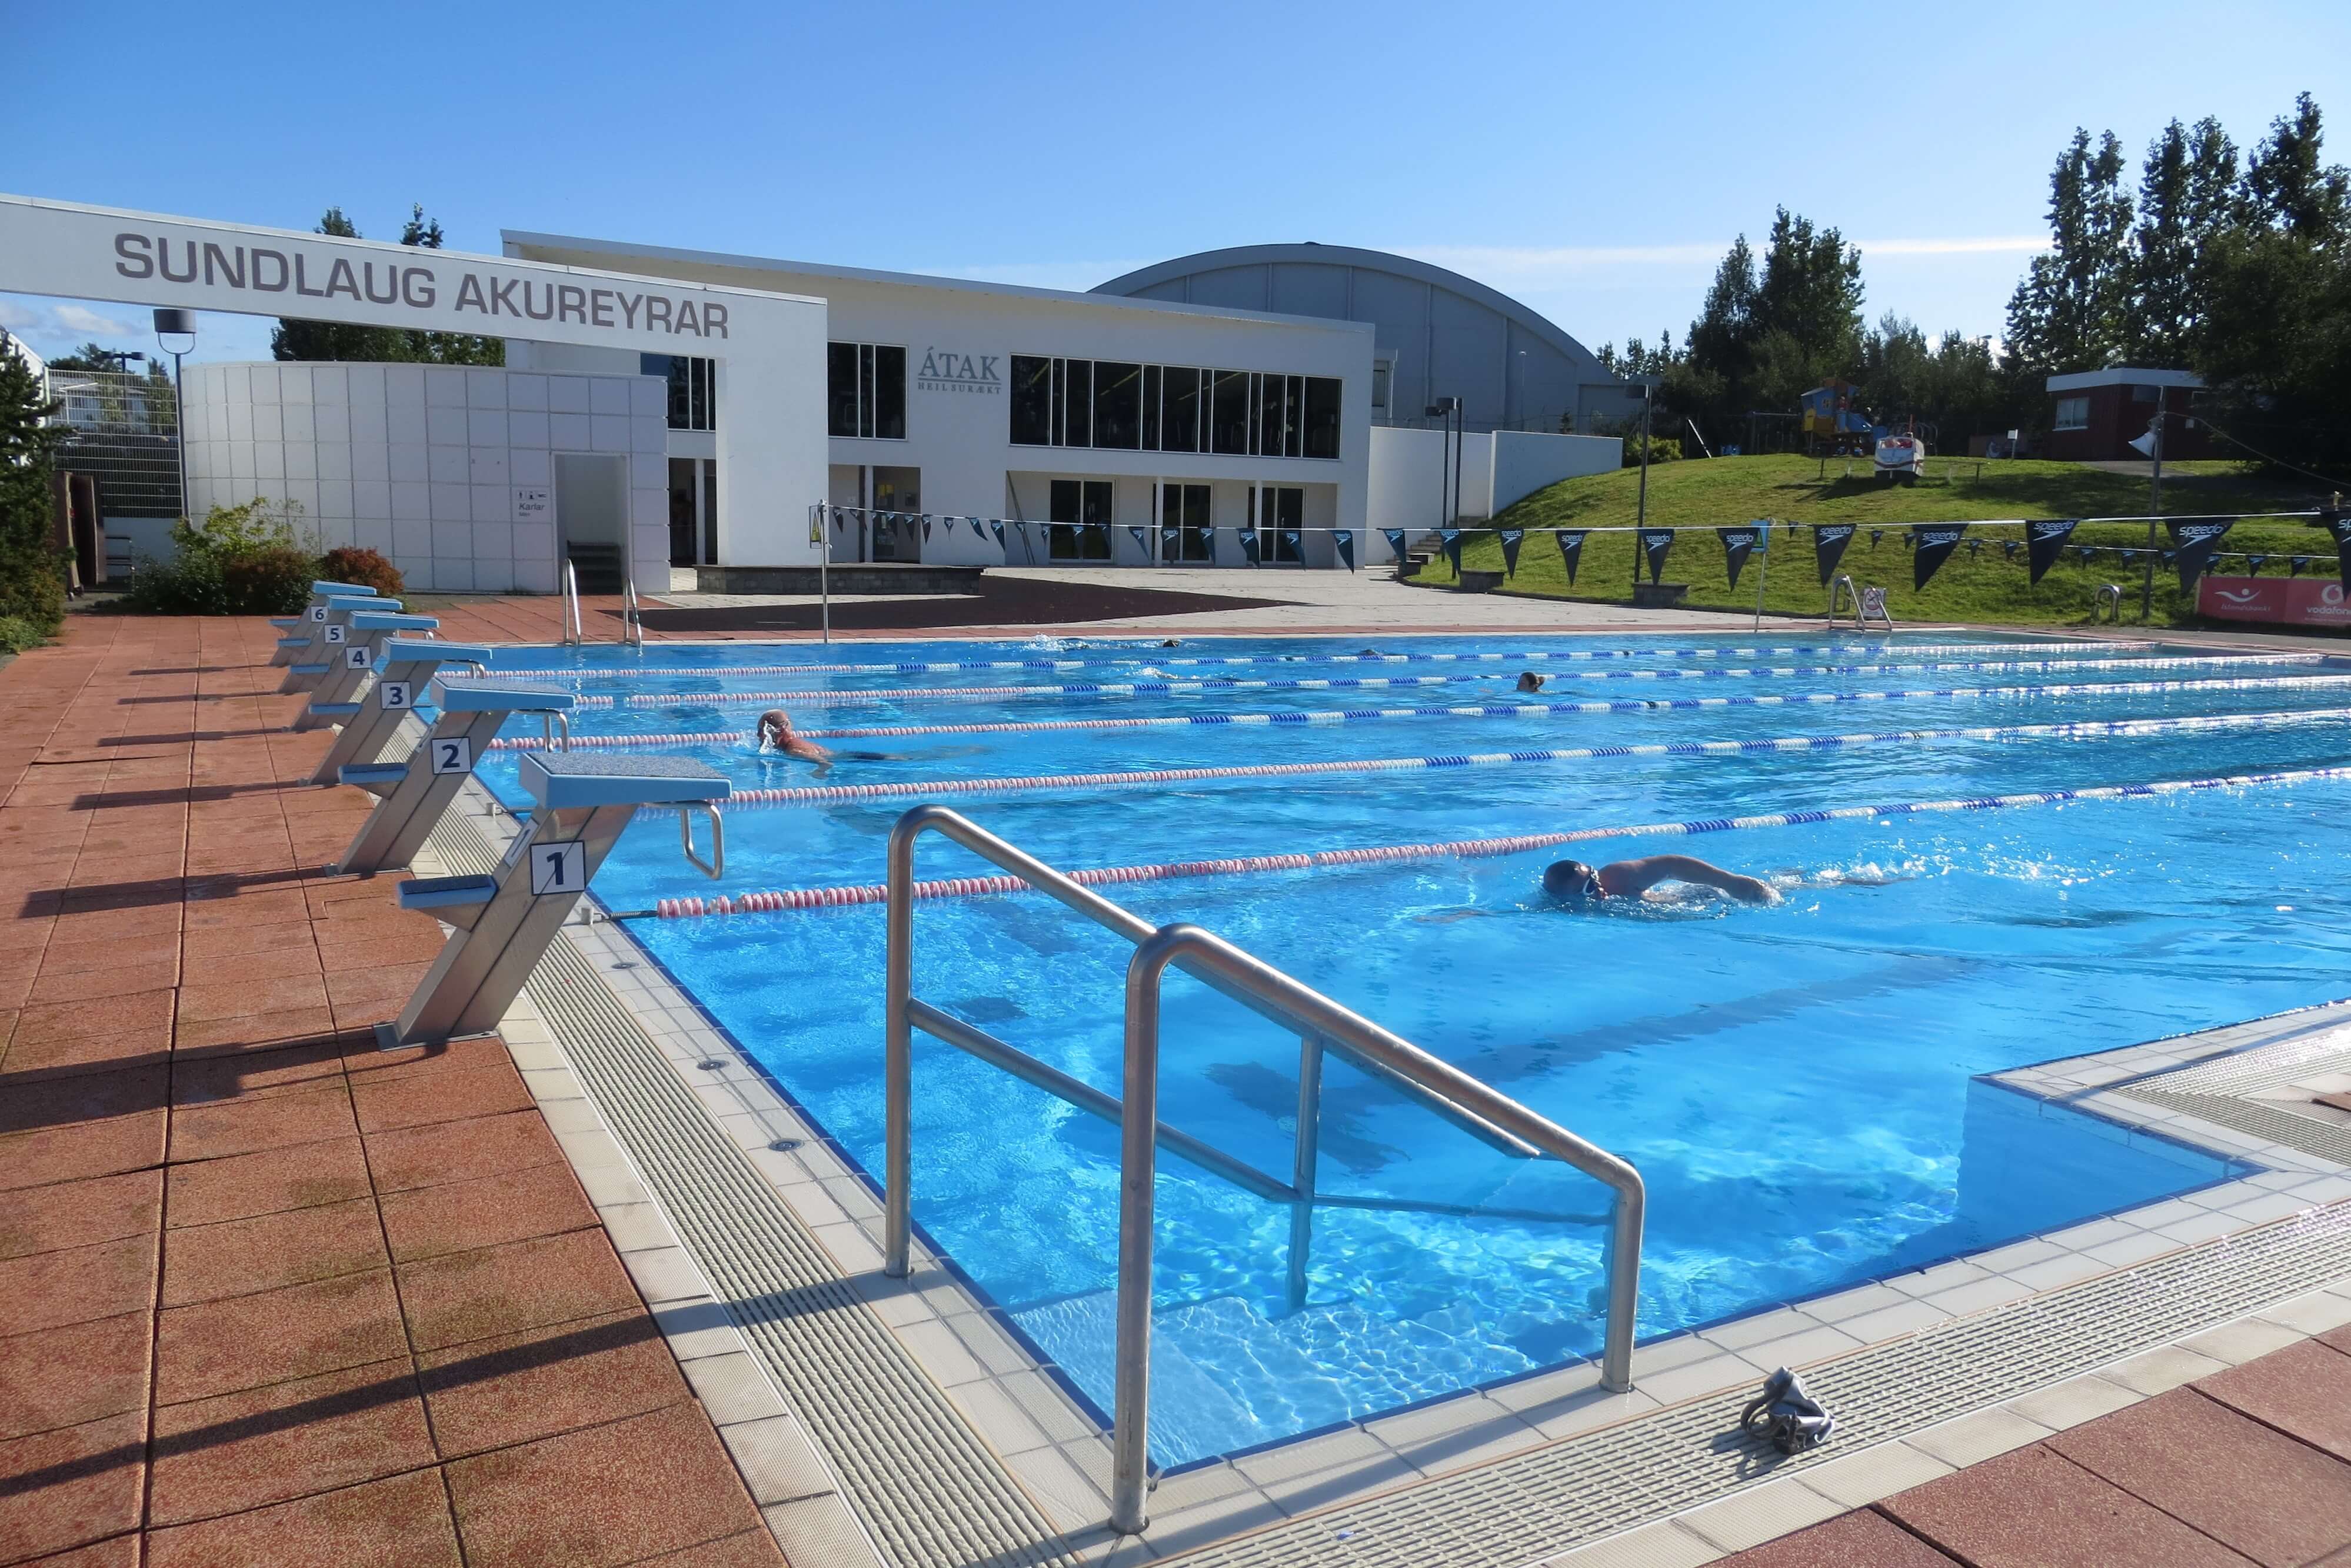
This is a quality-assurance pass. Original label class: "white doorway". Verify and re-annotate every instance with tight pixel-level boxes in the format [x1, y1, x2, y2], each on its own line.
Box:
[555, 453, 629, 594]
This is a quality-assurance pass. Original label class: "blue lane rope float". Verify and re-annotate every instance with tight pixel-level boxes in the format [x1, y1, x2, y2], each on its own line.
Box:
[652, 763, 2351, 916]
[487, 672, 2351, 750]
[541, 652, 2322, 710]
[647, 707, 2351, 812]
[487, 640, 2154, 681]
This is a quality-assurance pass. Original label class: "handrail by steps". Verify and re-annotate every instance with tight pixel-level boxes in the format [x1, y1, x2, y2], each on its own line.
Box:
[880, 804, 1646, 1536]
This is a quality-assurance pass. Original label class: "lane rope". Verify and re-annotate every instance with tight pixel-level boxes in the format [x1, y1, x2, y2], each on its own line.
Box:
[484, 653, 2322, 710]
[649, 763, 2351, 917]
[485, 672, 2351, 750]
[634, 708, 2351, 812]
[489, 639, 2152, 681]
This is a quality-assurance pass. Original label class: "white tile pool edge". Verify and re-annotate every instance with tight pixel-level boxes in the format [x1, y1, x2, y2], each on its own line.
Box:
[415, 789, 2351, 1566]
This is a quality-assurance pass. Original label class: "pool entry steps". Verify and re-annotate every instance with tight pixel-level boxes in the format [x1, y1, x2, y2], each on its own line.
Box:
[882, 807, 1647, 1533]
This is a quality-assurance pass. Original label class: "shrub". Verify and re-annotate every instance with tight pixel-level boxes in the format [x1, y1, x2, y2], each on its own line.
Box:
[318, 545, 404, 598]
[0, 341, 66, 644]
[1620, 434, 1684, 468]
[0, 614, 49, 654]
[122, 497, 322, 615]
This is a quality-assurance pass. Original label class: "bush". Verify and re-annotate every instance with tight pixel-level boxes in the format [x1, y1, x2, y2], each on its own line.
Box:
[1621, 434, 1684, 468]
[122, 497, 322, 615]
[318, 545, 404, 598]
[0, 614, 49, 654]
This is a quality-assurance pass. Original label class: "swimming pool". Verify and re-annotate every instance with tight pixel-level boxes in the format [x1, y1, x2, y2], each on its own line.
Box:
[465, 632, 2351, 1464]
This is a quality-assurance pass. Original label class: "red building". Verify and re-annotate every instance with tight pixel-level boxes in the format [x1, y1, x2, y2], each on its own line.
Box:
[2041, 368, 2216, 462]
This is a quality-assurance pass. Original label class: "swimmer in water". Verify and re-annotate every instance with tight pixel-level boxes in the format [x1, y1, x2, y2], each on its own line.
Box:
[1516, 671, 1547, 693]
[1544, 856, 1780, 907]
[755, 710, 835, 775]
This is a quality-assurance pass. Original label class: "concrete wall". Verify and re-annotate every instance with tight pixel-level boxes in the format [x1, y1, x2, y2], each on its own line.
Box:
[1363, 427, 1618, 561]
[181, 361, 669, 592]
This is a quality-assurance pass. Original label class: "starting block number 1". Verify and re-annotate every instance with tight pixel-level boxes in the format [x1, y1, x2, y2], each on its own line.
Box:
[378, 681, 412, 710]
[528, 841, 587, 896]
[429, 737, 472, 775]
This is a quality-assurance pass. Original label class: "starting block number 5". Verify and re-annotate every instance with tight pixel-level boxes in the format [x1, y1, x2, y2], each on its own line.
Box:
[528, 841, 587, 896]
[429, 736, 472, 775]
[323, 624, 347, 644]
[378, 681, 412, 710]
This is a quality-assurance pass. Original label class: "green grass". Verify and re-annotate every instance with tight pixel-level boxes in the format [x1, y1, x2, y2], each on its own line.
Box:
[1411, 455, 2340, 627]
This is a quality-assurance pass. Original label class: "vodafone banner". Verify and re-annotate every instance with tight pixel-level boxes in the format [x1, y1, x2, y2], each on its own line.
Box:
[2198, 574, 2351, 628]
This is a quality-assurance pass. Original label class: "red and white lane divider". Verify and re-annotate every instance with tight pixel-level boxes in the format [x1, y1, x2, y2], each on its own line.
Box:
[488, 639, 2152, 681]
[510, 652, 2321, 710]
[628, 707, 2351, 813]
[648, 763, 2351, 917]
[484, 671, 2351, 751]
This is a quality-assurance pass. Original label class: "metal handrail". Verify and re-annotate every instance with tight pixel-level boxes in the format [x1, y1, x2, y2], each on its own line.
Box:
[1826, 572, 1862, 628]
[560, 560, 583, 647]
[2092, 582, 2126, 624]
[621, 578, 646, 648]
[881, 805, 1645, 1536]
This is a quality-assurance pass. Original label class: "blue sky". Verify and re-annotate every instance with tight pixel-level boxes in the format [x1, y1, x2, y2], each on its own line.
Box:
[6, 0, 2348, 366]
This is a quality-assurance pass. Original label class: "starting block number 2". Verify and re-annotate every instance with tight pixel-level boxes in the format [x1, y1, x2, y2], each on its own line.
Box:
[528, 841, 587, 896]
[429, 737, 472, 775]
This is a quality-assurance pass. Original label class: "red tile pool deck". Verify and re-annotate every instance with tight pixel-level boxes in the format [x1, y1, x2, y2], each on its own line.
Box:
[0, 614, 784, 1567]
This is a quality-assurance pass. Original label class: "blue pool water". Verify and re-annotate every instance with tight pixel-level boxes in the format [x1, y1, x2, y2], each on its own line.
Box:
[469, 633, 2351, 1463]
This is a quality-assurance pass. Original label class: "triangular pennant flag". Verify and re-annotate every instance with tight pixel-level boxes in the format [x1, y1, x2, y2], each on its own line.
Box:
[2119, 549, 2140, 565]
[1498, 528, 1524, 577]
[2001, 540, 2021, 560]
[2324, 510, 2351, 592]
[990, 520, 1006, 549]
[1717, 524, 1760, 589]
[1639, 529, 1675, 585]
[1440, 528, 1463, 575]
[1191, 525, 1214, 560]
[1161, 525, 1181, 555]
[971, 517, 986, 539]
[2165, 518, 2234, 592]
[1964, 538, 1982, 557]
[922, 515, 933, 540]
[1333, 529, 1356, 571]
[1868, 528, 1884, 549]
[2291, 555, 2310, 577]
[1811, 524, 1856, 585]
[832, 509, 846, 532]
[2025, 519, 2079, 585]
[2160, 549, 2179, 568]
[1239, 524, 1260, 565]
[2245, 554, 2268, 576]
[1554, 530, 1588, 584]
[1128, 525, 1149, 554]
[1912, 523, 1969, 591]
[1280, 529, 1302, 560]
[1381, 528, 1407, 562]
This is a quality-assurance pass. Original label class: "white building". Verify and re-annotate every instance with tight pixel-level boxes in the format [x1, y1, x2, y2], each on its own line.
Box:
[173, 234, 1622, 592]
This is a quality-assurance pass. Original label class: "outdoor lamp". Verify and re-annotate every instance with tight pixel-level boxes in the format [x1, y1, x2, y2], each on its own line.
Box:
[155, 309, 197, 520]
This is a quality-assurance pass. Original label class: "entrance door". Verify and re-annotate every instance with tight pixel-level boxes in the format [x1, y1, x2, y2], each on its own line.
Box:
[1163, 483, 1213, 562]
[871, 466, 922, 561]
[1254, 485, 1305, 564]
[554, 453, 629, 592]
[1048, 478, 1113, 560]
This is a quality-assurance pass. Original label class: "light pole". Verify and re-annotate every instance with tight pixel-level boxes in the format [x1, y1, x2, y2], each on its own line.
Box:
[154, 309, 197, 521]
[2133, 409, 2164, 622]
[1425, 397, 1459, 531]
[1629, 377, 1659, 588]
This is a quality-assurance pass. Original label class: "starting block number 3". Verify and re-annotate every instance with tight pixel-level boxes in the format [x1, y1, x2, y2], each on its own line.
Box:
[528, 841, 587, 896]
[429, 737, 472, 775]
[378, 681, 412, 710]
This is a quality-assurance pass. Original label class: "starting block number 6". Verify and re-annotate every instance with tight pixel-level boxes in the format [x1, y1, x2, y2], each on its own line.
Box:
[378, 681, 412, 710]
[309, 605, 329, 622]
[528, 841, 587, 896]
[429, 736, 472, 775]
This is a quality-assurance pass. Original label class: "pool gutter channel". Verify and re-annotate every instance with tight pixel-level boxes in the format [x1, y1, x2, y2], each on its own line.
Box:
[418, 773, 2351, 1568]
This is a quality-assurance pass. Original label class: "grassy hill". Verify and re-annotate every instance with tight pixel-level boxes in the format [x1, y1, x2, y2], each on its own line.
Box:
[1410, 454, 2339, 627]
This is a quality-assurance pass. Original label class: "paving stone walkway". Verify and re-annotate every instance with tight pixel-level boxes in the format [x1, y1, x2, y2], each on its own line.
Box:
[0, 613, 785, 1566]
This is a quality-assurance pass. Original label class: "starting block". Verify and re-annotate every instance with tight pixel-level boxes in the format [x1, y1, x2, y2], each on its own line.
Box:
[332, 677, 574, 874]
[272, 580, 381, 665]
[309, 638, 495, 785]
[384, 751, 728, 1047]
[296, 611, 447, 731]
[281, 595, 402, 694]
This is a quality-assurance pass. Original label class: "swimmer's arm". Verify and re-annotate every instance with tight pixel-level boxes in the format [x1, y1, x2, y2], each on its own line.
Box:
[1414, 909, 1487, 925]
[1615, 854, 1780, 905]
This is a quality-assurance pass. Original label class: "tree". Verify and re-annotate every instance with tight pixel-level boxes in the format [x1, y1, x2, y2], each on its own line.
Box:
[1676, 214, 1863, 443]
[2242, 92, 2349, 239]
[271, 204, 503, 365]
[2005, 130, 2134, 375]
[2126, 118, 2237, 363]
[0, 335, 69, 638]
[1751, 208, 1864, 371]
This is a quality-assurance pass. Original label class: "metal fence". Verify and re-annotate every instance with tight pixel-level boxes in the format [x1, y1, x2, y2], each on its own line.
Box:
[46, 366, 182, 519]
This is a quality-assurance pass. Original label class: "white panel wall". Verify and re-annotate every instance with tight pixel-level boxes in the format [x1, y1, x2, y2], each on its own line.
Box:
[1363, 427, 1621, 561]
[182, 361, 667, 594]
[1490, 431, 1619, 514]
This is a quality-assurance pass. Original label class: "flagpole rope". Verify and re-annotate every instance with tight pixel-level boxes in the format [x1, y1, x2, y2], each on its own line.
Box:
[484, 639, 2151, 681]
[632, 707, 2351, 814]
[528, 653, 2319, 710]
[648, 763, 2351, 918]
[484, 672, 2351, 750]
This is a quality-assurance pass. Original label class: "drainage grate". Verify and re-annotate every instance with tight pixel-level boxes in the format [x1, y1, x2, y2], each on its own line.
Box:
[2116, 1027, 2351, 1168]
[1173, 1203, 2351, 1567]
[429, 806, 1081, 1568]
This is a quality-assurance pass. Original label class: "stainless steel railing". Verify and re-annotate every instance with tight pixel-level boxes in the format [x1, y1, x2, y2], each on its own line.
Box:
[880, 805, 1645, 1536]
[560, 560, 584, 647]
[621, 578, 646, 648]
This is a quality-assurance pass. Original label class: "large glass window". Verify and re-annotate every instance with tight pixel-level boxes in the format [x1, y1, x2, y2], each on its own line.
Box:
[2053, 395, 2090, 431]
[1004, 357, 1338, 458]
[1303, 377, 1343, 459]
[1010, 355, 1053, 445]
[1094, 361, 1141, 450]
[644, 354, 716, 431]
[825, 341, 905, 439]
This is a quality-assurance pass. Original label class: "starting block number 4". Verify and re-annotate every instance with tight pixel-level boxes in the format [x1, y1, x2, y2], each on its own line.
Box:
[528, 841, 587, 896]
[345, 645, 372, 669]
[324, 624, 347, 644]
[429, 736, 472, 775]
[379, 681, 412, 710]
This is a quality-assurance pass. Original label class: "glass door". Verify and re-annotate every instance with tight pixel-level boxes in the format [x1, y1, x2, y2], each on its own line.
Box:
[1163, 483, 1213, 561]
[1257, 485, 1305, 564]
[1049, 479, 1113, 560]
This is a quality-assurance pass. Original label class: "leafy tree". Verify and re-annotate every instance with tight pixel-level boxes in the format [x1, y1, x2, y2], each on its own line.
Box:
[2126, 118, 2237, 363]
[46, 341, 142, 371]
[0, 335, 68, 641]
[2005, 130, 2134, 375]
[1675, 215, 1863, 444]
[1751, 209, 1865, 370]
[271, 204, 502, 365]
